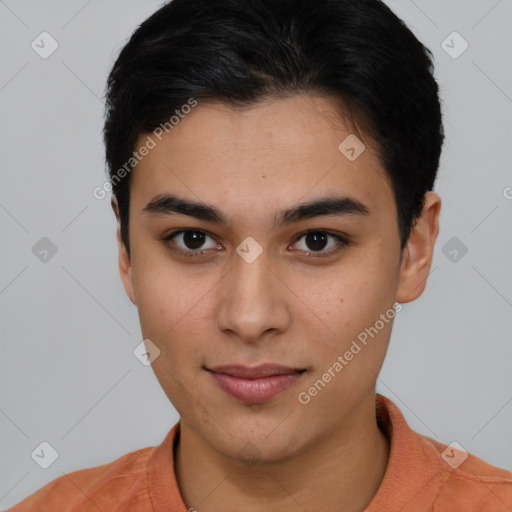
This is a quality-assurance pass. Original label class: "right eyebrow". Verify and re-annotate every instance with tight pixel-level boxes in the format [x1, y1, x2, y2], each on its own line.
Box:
[142, 194, 230, 226]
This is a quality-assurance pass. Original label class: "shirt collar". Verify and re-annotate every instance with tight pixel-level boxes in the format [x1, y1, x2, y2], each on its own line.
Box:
[147, 394, 445, 511]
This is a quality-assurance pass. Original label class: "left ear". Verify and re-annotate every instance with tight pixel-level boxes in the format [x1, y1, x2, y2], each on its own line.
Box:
[396, 191, 441, 303]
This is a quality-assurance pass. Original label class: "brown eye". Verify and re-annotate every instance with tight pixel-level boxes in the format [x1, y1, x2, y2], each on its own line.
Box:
[163, 229, 220, 256]
[292, 230, 348, 256]
[181, 230, 207, 250]
[304, 232, 329, 251]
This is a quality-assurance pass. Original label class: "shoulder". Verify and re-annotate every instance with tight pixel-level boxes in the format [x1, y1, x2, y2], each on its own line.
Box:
[421, 436, 512, 511]
[373, 395, 512, 511]
[7, 446, 154, 511]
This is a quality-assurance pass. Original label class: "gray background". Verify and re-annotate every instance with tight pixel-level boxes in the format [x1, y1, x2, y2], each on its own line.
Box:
[1, 0, 511, 508]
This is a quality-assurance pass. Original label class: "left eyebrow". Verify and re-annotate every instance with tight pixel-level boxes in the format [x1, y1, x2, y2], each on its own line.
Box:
[274, 196, 370, 227]
[141, 193, 370, 228]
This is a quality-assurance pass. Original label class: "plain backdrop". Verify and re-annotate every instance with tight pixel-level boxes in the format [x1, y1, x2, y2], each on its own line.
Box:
[1, 0, 511, 508]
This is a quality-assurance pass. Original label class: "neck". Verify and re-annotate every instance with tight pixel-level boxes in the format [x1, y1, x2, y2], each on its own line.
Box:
[175, 392, 389, 512]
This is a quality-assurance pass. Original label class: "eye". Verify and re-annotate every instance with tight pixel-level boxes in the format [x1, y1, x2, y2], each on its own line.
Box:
[161, 228, 349, 259]
[162, 229, 221, 257]
[290, 230, 348, 256]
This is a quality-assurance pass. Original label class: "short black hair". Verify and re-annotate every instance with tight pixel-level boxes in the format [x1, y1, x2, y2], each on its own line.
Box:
[103, 0, 444, 256]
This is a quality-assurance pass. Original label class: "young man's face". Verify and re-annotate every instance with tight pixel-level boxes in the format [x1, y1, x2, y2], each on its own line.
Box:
[116, 95, 439, 463]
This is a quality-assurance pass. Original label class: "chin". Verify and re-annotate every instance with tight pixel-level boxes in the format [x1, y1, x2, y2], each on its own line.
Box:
[209, 418, 308, 464]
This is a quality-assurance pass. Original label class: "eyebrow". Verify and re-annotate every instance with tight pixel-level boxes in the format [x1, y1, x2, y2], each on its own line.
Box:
[142, 193, 370, 228]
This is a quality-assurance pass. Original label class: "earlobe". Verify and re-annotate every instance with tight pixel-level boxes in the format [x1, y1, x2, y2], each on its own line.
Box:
[396, 191, 441, 304]
[112, 195, 136, 305]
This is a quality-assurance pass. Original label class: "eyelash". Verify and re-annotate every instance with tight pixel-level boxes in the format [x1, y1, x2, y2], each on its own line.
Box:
[160, 229, 350, 259]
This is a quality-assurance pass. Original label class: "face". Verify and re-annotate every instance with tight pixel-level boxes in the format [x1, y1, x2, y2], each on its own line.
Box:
[115, 94, 439, 463]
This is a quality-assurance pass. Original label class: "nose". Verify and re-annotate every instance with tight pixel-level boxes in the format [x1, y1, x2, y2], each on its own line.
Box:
[215, 249, 291, 344]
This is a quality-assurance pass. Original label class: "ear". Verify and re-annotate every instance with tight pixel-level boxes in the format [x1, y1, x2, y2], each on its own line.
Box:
[111, 195, 136, 305]
[396, 191, 441, 303]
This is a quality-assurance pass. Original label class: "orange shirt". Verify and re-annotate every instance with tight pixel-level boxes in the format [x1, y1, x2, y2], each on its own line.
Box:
[8, 394, 512, 511]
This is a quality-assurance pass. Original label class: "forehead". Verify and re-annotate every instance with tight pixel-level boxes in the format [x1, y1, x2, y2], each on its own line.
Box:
[130, 95, 393, 218]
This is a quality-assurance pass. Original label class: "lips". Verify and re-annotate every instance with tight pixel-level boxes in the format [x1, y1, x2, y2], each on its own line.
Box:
[207, 364, 305, 403]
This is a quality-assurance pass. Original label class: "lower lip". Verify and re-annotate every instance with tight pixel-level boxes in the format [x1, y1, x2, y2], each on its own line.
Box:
[209, 371, 303, 403]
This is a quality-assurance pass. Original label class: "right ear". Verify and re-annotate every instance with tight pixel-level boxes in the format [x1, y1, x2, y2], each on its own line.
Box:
[111, 195, 136, 305]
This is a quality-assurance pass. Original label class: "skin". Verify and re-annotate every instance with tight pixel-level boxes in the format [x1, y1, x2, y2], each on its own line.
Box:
[112, 94, 441, 512]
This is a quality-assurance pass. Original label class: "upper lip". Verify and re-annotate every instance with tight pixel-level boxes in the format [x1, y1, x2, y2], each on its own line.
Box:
[207, 364, 305, 379]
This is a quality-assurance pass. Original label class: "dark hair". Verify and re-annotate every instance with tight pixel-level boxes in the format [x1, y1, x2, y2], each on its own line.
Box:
[103, 0, 444, 256]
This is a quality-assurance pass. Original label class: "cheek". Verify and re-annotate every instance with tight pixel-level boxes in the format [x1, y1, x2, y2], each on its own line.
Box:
[308, 259, 396, 326]
[131, 245, 191, 324]
[299, 255, 399, 367]
[130, 250, 216, 359]
[296, 273, 397, 414]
